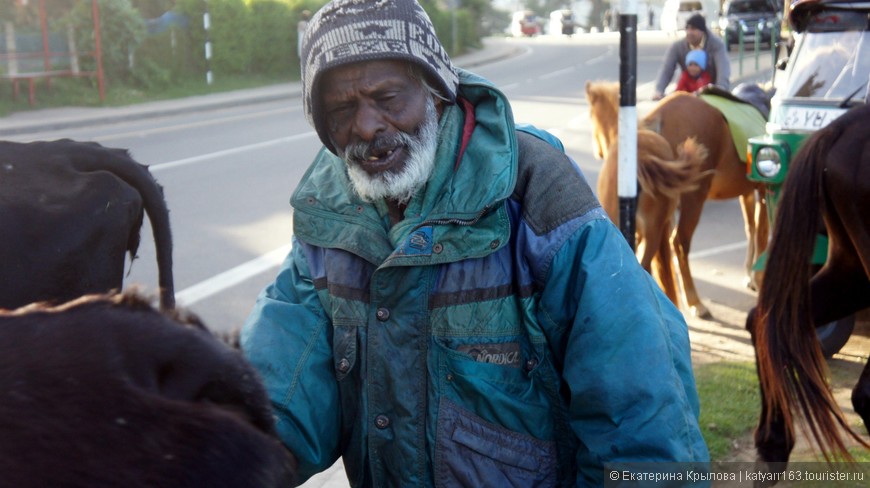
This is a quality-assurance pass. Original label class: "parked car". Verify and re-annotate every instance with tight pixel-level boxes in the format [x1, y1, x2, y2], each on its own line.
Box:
[718, 0, 780, 50]
[747, 0, 870, 356]
[511, 10, 541, 37]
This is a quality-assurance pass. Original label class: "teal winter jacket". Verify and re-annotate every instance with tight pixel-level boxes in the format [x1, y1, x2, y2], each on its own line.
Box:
[241, 69, 709, 487]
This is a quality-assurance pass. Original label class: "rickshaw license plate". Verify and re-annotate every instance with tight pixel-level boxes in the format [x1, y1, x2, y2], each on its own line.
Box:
[782, 107, 847, 131]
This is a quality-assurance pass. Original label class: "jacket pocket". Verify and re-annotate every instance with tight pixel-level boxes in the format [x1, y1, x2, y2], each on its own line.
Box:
[435, 398, 557, 488]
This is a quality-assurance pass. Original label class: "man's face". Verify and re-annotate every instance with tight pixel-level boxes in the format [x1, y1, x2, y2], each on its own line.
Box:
[685, 25, 704, 45]
[320, 60, 442, 203]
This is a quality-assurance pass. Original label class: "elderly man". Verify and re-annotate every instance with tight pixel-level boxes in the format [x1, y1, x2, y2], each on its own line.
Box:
[653, 13, 731, 100]
[241, 0, 709, 485]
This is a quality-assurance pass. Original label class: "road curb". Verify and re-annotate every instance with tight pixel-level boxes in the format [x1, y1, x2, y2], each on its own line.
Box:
[0, 86, 304, 137]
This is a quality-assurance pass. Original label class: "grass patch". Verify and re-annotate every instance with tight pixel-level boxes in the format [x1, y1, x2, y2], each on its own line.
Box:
[0, 73, 294, 117]
[695, 361, 760, 460]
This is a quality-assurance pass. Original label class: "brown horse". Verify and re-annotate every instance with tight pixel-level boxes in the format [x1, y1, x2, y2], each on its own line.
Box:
[747, 103, 870, 471]
[597, 129, 710, 305]
[586, 81, 769, 318]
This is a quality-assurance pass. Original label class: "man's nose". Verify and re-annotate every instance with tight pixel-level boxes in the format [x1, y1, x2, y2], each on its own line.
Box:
[352, 102, 388, 141]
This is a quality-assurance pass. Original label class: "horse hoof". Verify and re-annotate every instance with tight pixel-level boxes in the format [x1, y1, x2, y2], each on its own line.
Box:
[744, 276, 758, 292]
[689, 304, 712, 320]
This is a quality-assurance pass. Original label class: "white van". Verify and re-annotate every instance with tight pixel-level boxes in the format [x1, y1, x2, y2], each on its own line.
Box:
[660, 0, 709, 35]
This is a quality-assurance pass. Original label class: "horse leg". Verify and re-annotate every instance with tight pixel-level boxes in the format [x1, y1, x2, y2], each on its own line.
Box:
[852, 360, 870, 435]
[753, 191, 770, 290]
[652, 220, 680, 306]
[634, 196, 653, 272]
[739, 191, 762, 291]
[808, 244, 870, 326]
[810, 249, 870, 438]
[745, 307, 793, 476]
[640, 197, 680, 305]
[671, 201, 711, 319]
[635, 234, 653, 272]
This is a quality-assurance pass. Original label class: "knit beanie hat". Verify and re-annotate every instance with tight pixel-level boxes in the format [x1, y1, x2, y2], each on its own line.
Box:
[300, 0, 459, 149]
[685, 14, 707, 33]
[686, 49, 706, 70]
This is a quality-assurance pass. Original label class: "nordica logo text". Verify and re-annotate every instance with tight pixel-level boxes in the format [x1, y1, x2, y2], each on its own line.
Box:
[457, 343, 521, 367]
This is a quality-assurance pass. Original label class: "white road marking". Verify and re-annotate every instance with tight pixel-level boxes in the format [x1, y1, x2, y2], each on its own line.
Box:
[98, 106, 300, 141]
[540, 66, 575, 79]
[690, 241, 747, 259]
[176, 244, 292, 306]
[149, 132, 316, 172]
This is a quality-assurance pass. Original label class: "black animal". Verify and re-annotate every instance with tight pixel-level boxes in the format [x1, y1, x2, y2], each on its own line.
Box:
[0, 139, 174, 310]
[746, 103, 870, 474]
[0, 292, 296, 488]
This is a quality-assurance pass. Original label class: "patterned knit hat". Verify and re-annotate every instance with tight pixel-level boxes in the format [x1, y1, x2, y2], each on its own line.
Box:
[300, 0, 459, 149]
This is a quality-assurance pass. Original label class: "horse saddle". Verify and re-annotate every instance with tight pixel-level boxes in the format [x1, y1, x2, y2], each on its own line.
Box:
[697, 86, 769, 164]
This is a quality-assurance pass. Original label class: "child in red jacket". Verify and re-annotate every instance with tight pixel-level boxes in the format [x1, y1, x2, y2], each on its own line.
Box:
[676, 49, 712, 94]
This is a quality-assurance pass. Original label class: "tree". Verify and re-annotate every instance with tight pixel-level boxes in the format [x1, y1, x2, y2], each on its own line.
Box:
[65, 0, 146, 82]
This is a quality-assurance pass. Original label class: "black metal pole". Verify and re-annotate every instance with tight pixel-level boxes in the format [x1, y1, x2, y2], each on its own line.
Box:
[618, 9, 638, 250]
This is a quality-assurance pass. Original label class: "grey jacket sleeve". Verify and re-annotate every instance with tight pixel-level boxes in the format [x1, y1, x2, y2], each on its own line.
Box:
[654, 41, 682, 94]
[708, 36, 732, 90]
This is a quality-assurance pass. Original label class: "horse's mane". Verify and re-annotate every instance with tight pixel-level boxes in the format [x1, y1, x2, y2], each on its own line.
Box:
[585, 81, 620, 159]
[585, 80, 619, 110]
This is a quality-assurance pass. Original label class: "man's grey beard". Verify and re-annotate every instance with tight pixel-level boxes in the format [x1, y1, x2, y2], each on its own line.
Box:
[342, 97, 439, 205]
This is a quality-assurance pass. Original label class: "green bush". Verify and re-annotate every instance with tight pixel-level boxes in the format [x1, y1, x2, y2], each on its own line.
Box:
[175, 0, 253, 77]
[420, 0, 480, 57]
[136, 25, 197, 84]
[249, 0, 296, 76]
[208, 0, 253, 75]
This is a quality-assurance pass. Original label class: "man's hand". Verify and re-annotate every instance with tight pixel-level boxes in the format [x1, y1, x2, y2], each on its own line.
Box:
[652, 91, 664, 101]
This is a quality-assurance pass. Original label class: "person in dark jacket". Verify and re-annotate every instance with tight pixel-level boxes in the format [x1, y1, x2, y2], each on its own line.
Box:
[241, 0, 710, 486]
[653, 13, 731, 100]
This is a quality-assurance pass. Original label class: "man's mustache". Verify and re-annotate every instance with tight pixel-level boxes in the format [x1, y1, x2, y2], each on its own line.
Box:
[342, 131, 416, 164]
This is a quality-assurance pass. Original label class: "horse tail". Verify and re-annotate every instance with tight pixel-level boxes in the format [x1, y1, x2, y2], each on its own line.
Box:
[753, 122, 861, 462]
[636, 133, 710, 201]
